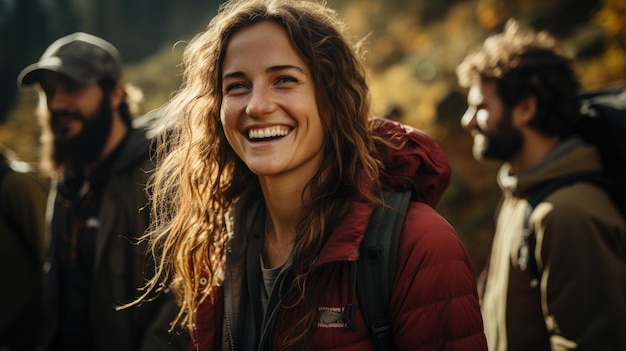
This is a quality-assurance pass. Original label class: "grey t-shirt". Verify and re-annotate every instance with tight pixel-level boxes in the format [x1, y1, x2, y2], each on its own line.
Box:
[260, 255, 292, 317]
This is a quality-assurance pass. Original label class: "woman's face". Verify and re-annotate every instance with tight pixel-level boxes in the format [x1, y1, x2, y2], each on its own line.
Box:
[220, 21, 324, 182]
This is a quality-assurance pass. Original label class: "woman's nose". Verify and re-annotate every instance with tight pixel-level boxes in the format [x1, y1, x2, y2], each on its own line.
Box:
[245, 85, 275, 118]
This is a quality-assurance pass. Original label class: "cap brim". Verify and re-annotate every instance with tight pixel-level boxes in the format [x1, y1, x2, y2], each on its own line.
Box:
[18, 57, 98, 87]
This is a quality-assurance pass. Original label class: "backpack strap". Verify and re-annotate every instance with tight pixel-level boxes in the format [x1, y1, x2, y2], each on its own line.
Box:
[519, 172, 608, 281]
[357, 190, 412, 350]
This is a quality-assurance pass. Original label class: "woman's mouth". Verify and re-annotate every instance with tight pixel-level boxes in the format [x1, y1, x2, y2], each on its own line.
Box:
[247, 126, 291, 141]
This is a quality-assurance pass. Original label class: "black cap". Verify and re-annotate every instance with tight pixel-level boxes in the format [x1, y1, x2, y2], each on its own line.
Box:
[18, 32, 122, 87]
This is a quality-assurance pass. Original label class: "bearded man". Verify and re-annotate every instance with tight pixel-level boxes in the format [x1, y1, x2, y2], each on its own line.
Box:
[18, 32, 188, 351]
[457, 21, 626, 351]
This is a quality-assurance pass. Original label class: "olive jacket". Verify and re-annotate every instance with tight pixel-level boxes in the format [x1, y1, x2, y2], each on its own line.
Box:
[481, 137, 626, 351]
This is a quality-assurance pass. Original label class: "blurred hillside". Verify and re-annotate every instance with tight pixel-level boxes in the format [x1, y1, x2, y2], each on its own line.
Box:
[2, 0, 626, 273]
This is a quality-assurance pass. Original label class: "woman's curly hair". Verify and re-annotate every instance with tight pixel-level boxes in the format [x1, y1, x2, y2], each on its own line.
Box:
[136, 0, 384, 348]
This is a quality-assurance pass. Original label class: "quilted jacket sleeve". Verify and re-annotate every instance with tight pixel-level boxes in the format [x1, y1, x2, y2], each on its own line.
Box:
[391, 202, 487, 351]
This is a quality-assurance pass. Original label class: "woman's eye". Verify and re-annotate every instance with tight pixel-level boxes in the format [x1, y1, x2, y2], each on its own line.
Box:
[276, 76, 297, 84]
[225, 82, 247, 93]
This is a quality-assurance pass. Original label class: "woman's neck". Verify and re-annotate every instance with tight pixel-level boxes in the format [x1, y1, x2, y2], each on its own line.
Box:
[259, 175, 306, 268]
[263, 217, 294, 268]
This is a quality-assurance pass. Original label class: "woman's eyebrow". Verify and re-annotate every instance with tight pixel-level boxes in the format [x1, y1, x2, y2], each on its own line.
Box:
[223, 64, 305, 80]
[266, 64, 305, 74]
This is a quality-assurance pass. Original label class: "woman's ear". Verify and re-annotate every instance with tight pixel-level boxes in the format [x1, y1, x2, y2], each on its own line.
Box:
[512, 95, 537, 127]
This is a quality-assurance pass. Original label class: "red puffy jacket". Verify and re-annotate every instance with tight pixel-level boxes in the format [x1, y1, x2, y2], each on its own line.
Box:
[193, 118, 487, 350]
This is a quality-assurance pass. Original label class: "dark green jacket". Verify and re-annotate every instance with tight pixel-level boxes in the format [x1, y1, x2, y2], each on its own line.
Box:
[43, 129, 188, 351]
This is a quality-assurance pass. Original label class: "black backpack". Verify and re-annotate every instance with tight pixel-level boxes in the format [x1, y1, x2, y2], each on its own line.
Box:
[577, 86, 626, 206]
[356, 190, 412, 350]
[518, 85, 626, 279]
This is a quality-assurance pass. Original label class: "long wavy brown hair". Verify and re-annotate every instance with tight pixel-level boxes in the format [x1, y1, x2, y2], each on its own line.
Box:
[141, 0, 384, 347]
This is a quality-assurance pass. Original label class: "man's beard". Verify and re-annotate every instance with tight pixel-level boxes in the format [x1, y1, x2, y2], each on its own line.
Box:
[474, 107, 524, 162]
[52, 96, 113, 168]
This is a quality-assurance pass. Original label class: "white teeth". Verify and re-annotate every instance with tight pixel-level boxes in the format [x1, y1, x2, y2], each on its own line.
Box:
[248, 127, 289, 139]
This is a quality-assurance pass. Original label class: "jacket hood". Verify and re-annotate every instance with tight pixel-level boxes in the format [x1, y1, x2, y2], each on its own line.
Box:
[498, 136, 603, 197]
[312, 118, 451, 266]
[370, 117, 451, 207]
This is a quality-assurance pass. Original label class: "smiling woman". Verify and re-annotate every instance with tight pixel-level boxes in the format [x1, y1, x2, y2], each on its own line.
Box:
[136, 0, 488, 350]
[220, 21, 324, 182]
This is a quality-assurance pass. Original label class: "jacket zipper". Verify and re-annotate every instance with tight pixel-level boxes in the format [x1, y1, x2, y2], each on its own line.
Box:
[223, 277, 236, 351]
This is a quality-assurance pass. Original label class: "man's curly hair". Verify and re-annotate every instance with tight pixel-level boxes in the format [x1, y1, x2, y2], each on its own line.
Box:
[457, 20, 582, 137]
